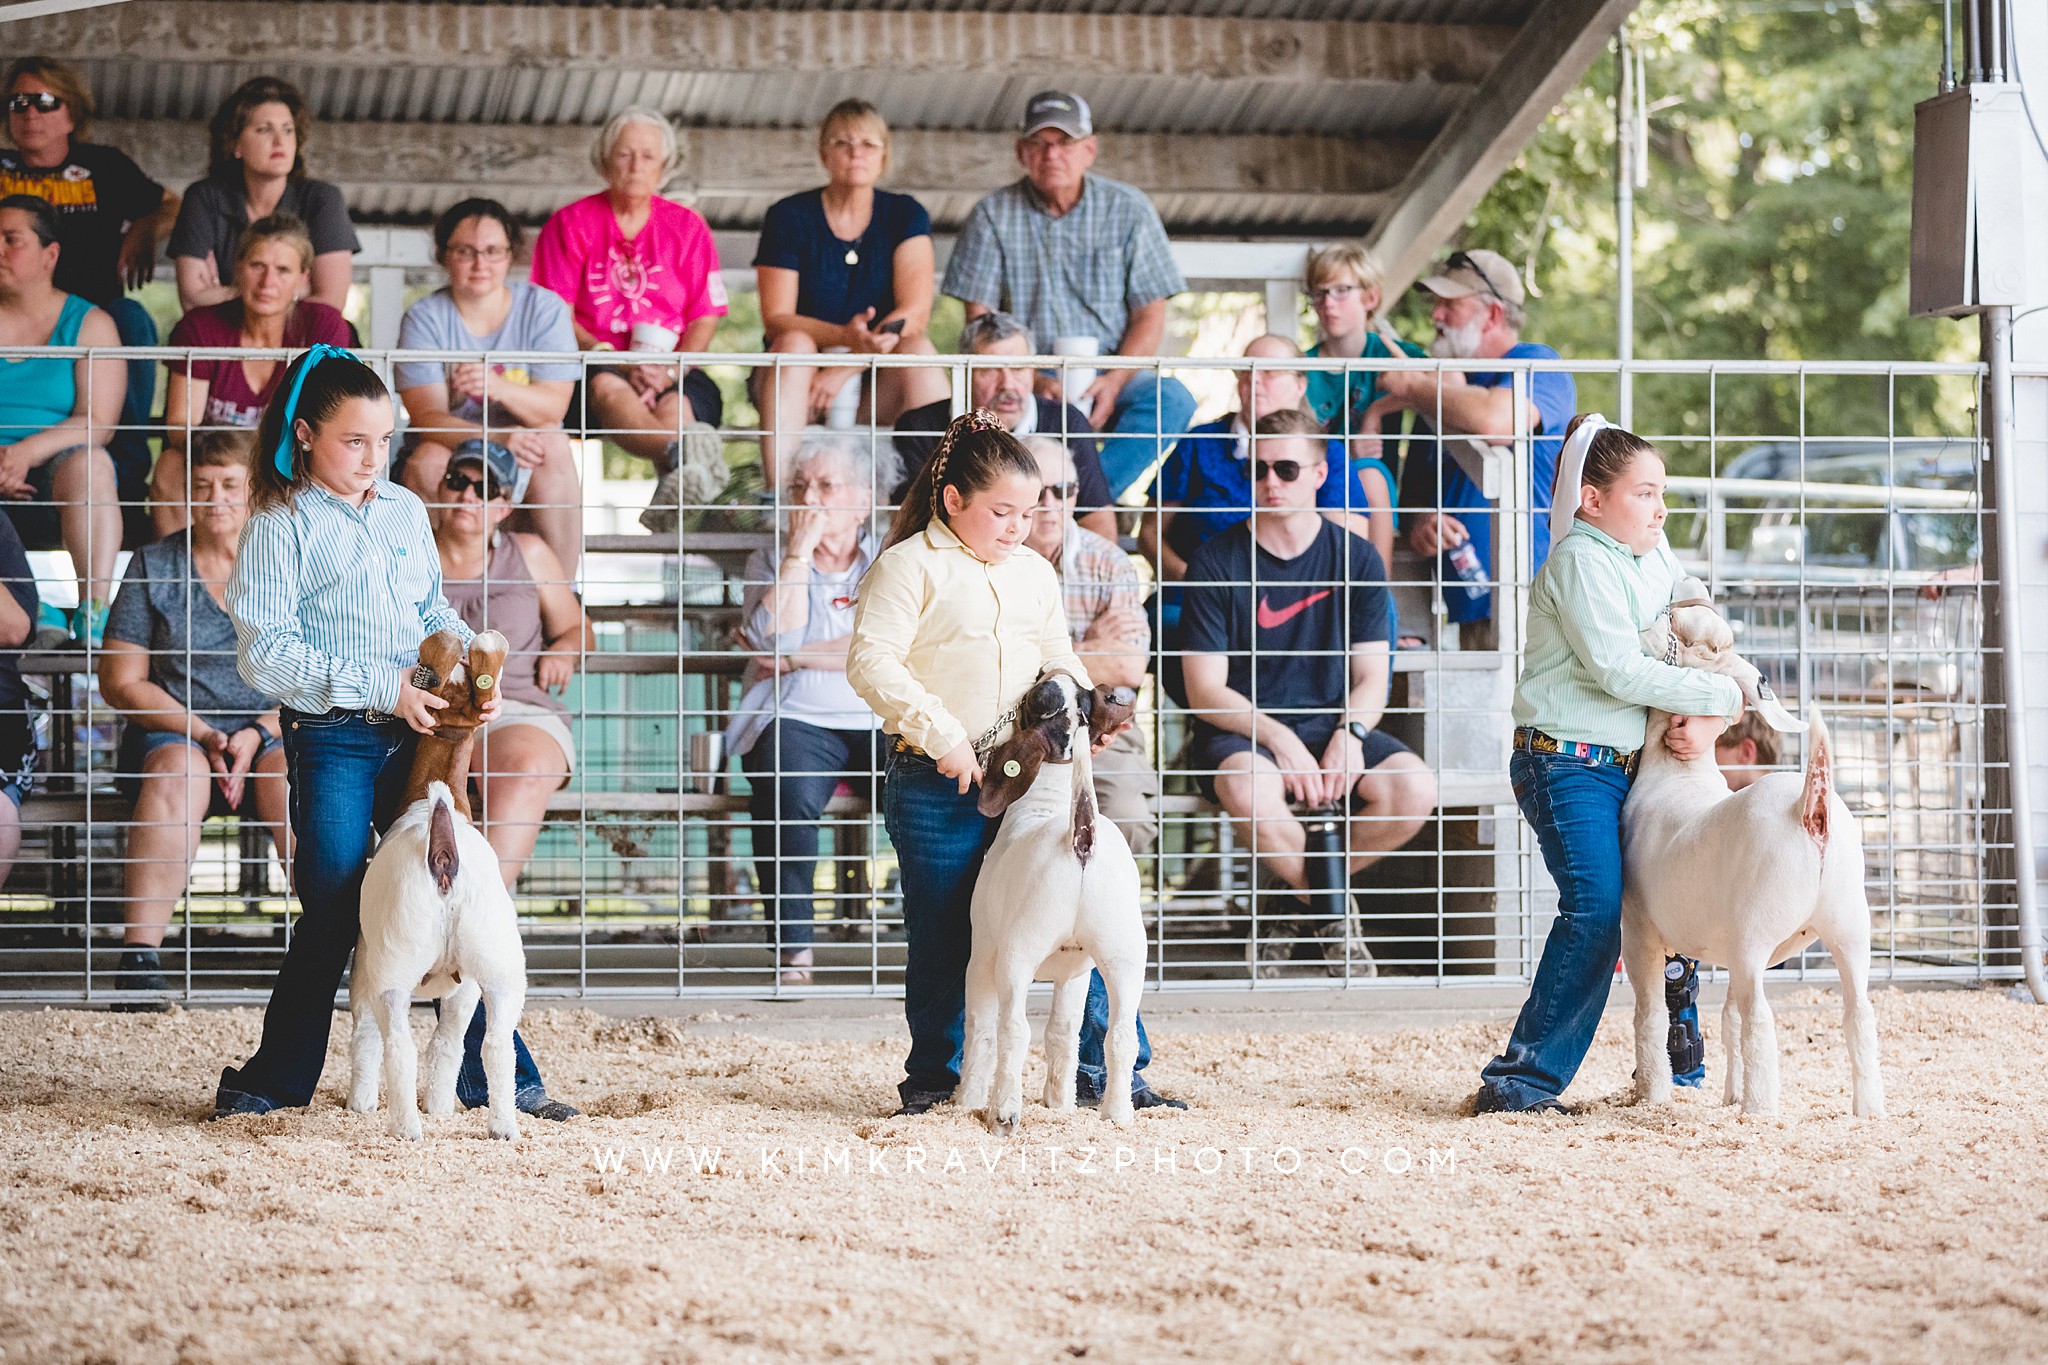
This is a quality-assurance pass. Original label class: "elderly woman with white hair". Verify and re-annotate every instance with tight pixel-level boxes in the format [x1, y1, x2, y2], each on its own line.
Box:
[529, 105, 728, 516]
[727, 432, 896, 984]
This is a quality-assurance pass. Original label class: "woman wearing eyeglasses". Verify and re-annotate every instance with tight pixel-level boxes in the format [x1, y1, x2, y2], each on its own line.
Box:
[396, 199, 584, 576]
[750, 100, 947, 485]
[429, 439, 591, 893]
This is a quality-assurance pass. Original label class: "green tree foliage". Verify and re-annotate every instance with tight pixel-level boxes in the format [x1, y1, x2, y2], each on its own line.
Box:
[1402, 0, 1978, 465]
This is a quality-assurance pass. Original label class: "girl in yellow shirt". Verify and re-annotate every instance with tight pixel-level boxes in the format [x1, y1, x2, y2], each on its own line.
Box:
[848, 411, 1181, 1116]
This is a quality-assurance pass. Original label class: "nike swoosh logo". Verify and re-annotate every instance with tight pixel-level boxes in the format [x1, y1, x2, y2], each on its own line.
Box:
[1256, 590, 1332, 629]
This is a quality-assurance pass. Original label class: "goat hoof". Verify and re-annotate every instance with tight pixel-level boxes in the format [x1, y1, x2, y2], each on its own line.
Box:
[488, 1116, 520, 1141]
[1100, 1101, 1135, 1129]
[390, 1116, 423, 1142]
[986, 1108, 1019, 1138]
[424, 1095, 456, 1119]
[346, 1092, 378, 1114]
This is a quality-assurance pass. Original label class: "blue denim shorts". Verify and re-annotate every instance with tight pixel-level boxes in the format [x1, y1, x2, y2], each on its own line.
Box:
[116, 725, 284, 810]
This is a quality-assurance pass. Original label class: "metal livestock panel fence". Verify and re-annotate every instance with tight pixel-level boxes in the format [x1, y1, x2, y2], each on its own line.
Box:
[0, 346, 2013, 1004]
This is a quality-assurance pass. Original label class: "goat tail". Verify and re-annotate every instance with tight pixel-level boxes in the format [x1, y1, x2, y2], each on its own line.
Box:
[1071, 733, 1098, 866]
[1799, 706, 1833, 853]
[426, 780, 461, 895]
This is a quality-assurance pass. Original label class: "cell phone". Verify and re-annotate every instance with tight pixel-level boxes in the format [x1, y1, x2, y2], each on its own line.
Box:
[876, 318, 907, 336]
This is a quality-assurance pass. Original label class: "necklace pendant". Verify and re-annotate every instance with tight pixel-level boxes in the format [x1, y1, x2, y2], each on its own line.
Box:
[844, 247, 859, 266]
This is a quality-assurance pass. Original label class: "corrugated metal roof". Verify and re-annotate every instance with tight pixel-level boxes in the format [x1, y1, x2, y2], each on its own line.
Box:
[71, 60, 1471, 138]
[8, 0, 1587, 236]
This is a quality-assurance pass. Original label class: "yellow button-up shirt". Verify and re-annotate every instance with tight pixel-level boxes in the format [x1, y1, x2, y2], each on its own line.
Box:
[847, 518, 1090, 758]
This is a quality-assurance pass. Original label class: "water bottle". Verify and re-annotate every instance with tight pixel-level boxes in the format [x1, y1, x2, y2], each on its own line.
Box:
[1447, 538, 1489, 602]
[1299, 803, 1349, 925]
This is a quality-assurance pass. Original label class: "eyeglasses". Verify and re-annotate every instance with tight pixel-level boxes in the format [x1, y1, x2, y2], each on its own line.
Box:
[1306, 283, 1362, 306]
[1253, 459, 1309, 483]
[445, 245, 511, 264]
[1444, 250, 1511, 308]
[1037, 482, 1077, 503]
[442, 469, 507, 501]
[7, 93, 64, 115]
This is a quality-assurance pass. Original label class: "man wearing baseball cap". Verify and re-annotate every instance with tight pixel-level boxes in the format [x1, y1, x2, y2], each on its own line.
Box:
[1365, 247, 1576, 647]
[941, 90, 1197, 503]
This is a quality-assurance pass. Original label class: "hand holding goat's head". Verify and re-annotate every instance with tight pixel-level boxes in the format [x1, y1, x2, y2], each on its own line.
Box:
[1641, 577, 1805, 734]
[414, 628, 510, 734]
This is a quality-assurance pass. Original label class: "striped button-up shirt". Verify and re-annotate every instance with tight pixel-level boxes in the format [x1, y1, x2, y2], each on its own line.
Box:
[228, 480, 471, 716]
[942, 174, 1185, 355]
[846, 518, 1089, 759]
[1512, 521, 1741, 751]
[1050, 523, 1147, 648]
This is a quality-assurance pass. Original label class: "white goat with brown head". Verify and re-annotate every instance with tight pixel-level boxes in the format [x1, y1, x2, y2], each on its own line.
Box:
[1623, 580, 1884, 1117]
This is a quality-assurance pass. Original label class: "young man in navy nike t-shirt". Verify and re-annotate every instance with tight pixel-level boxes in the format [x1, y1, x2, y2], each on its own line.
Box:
[1178, 410, 1438, 939]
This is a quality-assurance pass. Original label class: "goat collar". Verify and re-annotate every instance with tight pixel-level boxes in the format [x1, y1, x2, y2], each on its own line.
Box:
[1669, 596, 1714, 611]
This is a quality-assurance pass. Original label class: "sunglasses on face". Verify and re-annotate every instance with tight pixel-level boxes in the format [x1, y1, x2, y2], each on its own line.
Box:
[1037, 482, 1077, 503]
[7, 93, 64, 115]
[442, 469, 508, 501]
[1253, 459, 1313, 483]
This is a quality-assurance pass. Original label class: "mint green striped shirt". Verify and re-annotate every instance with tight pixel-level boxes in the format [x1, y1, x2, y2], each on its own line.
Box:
[1512, 521, 1742, 751]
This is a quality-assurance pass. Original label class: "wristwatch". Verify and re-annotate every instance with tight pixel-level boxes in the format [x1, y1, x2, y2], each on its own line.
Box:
[1346, 721, 1371, 745]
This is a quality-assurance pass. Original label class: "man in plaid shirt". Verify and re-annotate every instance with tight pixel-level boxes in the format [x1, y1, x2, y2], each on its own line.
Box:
[1018, 434, 1158, 857]
[943, 91, 1198, 504]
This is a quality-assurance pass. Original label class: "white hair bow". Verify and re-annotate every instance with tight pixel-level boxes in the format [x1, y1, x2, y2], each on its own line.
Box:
[1549, 412, 1610, 551]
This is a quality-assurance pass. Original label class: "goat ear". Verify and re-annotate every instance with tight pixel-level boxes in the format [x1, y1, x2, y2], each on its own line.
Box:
[419, 629, 465, 687]
[976, 728, 1051, 818]
[1086, 685, 1138, 744]
[1720, 655, 1808, 734]
[466, 630, 510, 705]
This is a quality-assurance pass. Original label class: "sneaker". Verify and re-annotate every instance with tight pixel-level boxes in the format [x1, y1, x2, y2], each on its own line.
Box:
[1075, 1076, 1188, 1111]
[31, 602, 70, 651]
[640, 422, 729, 533]
[892, 1087, 953, 1117]
[110, 947, 170, 1013]
[1316, 918, 1378, 979]
[211, 1085, 281, 1119]
[1469, 1086, 1569, 1116]
[68, 599, 108, 648]
[515, 1087, 580, 1122]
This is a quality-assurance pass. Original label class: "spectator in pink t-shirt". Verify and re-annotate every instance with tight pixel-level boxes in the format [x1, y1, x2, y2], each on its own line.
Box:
[529, 107, 728, 504]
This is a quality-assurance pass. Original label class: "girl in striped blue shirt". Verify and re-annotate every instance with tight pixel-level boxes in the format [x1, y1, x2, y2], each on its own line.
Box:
[212, 346, 573, 1123]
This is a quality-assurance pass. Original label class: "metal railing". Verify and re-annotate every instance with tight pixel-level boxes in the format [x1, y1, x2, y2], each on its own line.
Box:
[0, 346, 2012, 1003]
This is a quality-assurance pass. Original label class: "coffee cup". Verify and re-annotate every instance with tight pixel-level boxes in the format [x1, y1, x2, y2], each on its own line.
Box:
[630, 320, 681, 354]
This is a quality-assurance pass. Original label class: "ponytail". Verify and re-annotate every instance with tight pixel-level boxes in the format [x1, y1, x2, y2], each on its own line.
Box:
[884, 410, 1039, 550]
[252, 345, 389, 511]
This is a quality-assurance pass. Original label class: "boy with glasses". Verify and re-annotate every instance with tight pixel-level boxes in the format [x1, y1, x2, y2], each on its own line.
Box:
[1301, 241, 1427, 445]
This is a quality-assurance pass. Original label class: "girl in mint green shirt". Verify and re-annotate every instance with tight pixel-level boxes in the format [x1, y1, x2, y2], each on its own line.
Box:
[1473, 415, 1741, 1114]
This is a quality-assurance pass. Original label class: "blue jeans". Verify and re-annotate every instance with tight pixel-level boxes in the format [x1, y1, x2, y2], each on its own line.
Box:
[1097, 373, 1197, 503]
[218, 710, 542, 1109]
[882, 746, 1151, 1100]
[743, 719, 883, 949]
[1479, 749, 1632, 1109]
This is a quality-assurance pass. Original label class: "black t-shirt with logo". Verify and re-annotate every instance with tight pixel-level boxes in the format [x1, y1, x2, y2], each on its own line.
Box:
[1177, 517, 1391, 737]
[0, 143, 165, 307]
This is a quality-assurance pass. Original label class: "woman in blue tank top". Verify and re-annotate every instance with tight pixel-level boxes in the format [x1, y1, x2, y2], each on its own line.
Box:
[0, 194, 126, 642]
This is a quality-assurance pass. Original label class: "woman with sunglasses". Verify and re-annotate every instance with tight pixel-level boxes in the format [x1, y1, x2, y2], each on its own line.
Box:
[430, 439, 591, 893]
[3, 57, 176, 311]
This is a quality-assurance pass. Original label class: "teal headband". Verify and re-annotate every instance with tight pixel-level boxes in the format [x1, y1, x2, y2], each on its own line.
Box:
[271, 343, 363, 479]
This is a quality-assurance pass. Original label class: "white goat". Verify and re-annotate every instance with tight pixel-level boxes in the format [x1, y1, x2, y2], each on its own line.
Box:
[1622, 583, 1884, 1117]
[957, 673, 1146, 1134]
[347, 781, 528, 1140]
